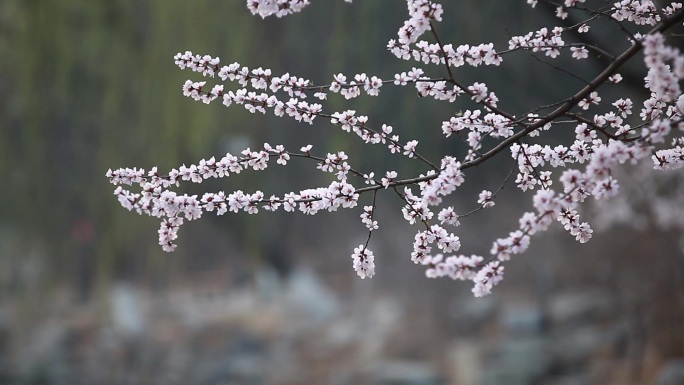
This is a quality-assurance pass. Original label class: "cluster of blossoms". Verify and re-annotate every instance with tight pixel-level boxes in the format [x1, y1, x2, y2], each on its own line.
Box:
[509, 26, 567, 59]
[612, 0, 660, 25]
[330, 73, 383, 98]
[351, 245, 375, 279]
[388, 40, 502, 68]
[246, 0, 353, 19]
[107, 143, 362, 251]
[360, 206, 378, 231]
[397, 0, 443, 45]
[109, 0, 684, 296]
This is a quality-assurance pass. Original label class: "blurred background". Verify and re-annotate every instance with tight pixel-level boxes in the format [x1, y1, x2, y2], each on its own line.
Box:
[1, 1, 683, 384]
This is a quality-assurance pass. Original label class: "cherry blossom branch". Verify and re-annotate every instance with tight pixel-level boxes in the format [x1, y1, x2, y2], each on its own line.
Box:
[465, 8, 684, 169]
[108, 0, 684, 295]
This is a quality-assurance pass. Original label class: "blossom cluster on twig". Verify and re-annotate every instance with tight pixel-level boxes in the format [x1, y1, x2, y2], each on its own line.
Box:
[108, 0, 684, 296]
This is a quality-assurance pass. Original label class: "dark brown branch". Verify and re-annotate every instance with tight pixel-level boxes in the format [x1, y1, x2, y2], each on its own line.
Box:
[461, 8, 684, 170]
